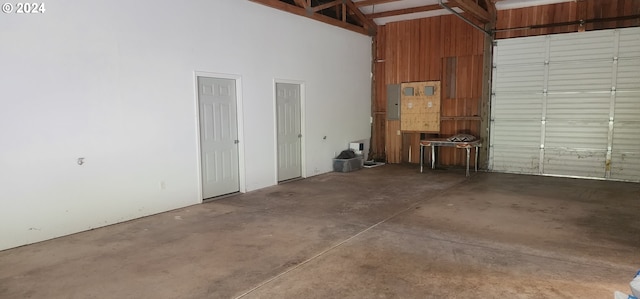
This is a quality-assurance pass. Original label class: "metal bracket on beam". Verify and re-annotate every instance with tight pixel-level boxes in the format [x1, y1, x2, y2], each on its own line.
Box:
[305, 6, 313, 16]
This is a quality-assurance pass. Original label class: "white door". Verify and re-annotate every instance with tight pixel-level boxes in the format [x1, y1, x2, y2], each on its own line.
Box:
[276, 83, 302, 182]
[198, 77, 240, 199]
[490, 27, 640, 182]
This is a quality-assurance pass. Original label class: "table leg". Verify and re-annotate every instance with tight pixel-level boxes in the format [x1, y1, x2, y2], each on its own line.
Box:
[419, 144, 423, 173]
[475, 146, 479, 172]
[431, 145, 436, 169]
[466, 147, 470, 177]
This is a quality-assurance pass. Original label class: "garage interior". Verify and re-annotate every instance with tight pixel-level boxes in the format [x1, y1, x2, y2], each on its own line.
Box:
[1, 0, 639, 298]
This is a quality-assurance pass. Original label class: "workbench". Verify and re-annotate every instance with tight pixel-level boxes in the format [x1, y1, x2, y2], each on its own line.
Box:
[419, 138, 481, 177]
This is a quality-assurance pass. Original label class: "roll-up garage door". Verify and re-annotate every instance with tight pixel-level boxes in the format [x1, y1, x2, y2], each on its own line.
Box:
[490, 27, 640, 182]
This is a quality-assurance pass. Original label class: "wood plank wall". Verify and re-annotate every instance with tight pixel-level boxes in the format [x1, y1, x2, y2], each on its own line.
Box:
[496, 0, 640, 39]
[371, 15, 485, 166]
[372, 31, 387, 162]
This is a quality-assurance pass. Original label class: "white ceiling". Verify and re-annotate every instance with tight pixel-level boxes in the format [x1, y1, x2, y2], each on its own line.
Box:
[354, 0, 575, 25]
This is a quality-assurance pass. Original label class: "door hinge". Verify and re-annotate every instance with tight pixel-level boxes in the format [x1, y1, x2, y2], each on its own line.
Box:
[298, 134, 302, 138]
[234, 140, 240, 144]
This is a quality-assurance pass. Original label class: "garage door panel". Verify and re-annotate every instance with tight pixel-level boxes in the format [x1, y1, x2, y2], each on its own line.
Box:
[615, 93, 640, 120]
[546, 93, 611, 120]
[547, 61, 613, 92]
[610, 152, 640, 181]
[616, 59, 640, 90]
[492, 146, 540, 174]
[545, 121, 609, 149]
[613, 122, 640, 151]
[550, 47, 614, 62]
[493, 94, 543, 119]
[494, 36, 547, 66]
[494, 65, 544, 93]
[492, 120, 541, 145]
[543, 149, 606, 178]
[618, 27, 640, 58]
[491, 27, 640, 182]
[549, 30, 615, 62]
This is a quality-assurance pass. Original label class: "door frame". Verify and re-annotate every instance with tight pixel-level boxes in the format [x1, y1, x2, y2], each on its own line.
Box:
[273, 79, 306, 183]
[194, 71, 246, 202]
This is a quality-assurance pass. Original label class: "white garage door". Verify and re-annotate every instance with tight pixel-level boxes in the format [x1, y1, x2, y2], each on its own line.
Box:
[490, 27, 640, 181]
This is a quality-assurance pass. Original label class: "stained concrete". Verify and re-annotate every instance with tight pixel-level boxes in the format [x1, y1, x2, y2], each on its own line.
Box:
[1, 164, 639, 298]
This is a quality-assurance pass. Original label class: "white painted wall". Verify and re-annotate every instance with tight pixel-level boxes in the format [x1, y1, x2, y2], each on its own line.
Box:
[0, 0, 372, 250]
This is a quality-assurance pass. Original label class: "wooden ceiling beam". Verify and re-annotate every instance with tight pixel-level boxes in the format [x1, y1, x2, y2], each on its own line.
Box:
[344, 0, 378, 33]
[250, 0, 372, 36]
[355, 0, 402, 7]
[293, 0, 308, 8]
[342, 3, 347, 22]
[447, 0, 491, 23]
[485, 0, 497, 17]
[366, 4, 450, 19]
[484, 0, 497, 26]
[313, 0, 340, 12]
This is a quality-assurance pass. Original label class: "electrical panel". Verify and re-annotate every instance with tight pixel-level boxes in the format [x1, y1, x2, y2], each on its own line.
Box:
[386, 84, 400, 120]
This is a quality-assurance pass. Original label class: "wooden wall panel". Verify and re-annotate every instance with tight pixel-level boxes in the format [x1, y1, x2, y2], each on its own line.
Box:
[496, 0, 640, 39]
[439, 120, 481, 167]
[385, 120, 402, 163]
[371, 113, 386, 161]
[438, 53, 483, 166]
[402, 133, 422, 163]
[373, 15, 486, 166]
[373, 33, 386, 113]
[371, 30, 387, 161]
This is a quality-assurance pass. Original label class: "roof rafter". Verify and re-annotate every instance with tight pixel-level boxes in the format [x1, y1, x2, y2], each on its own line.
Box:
[366, 3, 452, 19]
[313, 0, 340, 12]
[355, 0, 402, 7]
[485, 0, 497, 24]
[447, 0, 492, 23]
[250, 0, 376, 36]
[293, 0, 308, 8]
[344, 0, 378, 30]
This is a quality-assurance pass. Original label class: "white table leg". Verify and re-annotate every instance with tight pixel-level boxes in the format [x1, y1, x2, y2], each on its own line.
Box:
[420, 144, 424, 173]
[475, 146, 479, 172]
[466, 147, 470, 177]
[431, 145, 436, 169]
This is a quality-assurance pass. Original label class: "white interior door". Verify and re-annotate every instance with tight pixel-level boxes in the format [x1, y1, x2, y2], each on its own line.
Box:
[276, 83, 302, 182]
[198, 77, 240, 199]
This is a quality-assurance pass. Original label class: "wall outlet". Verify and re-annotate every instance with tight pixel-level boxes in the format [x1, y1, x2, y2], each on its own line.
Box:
[160, 181, 166, 190]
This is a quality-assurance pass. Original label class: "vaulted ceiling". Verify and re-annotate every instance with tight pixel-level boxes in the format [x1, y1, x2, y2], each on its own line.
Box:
[250, 0, 574, 36]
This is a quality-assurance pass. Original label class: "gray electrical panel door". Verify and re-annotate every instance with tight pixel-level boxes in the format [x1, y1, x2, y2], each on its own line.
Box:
[387, 84, 400, 120]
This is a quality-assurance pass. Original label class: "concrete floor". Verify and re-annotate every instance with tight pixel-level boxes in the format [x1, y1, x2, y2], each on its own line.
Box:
[1, 164, 639, 298]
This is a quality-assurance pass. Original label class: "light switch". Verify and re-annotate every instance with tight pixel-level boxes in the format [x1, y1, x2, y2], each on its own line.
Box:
[408, 102, 413, 109]
[428, 101, 433, 108]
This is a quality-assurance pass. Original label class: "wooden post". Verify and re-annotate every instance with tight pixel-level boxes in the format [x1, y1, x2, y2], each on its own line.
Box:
[479, 1, 496, 169]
